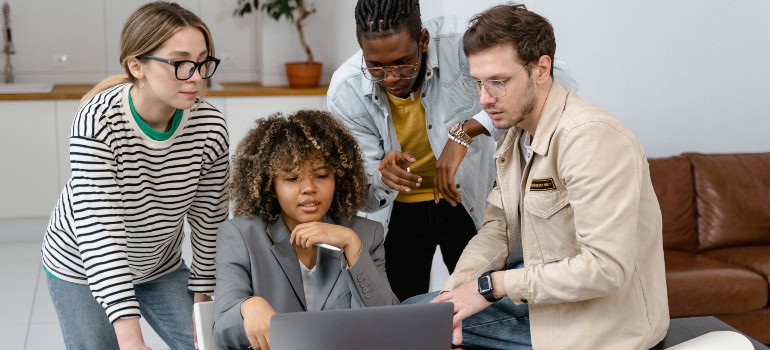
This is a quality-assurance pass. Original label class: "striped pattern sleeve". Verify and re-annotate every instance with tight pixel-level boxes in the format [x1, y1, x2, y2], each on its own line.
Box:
[69, 93, 140, 323]
[44, 87, 233, 323]
[186, 105, 230, 294]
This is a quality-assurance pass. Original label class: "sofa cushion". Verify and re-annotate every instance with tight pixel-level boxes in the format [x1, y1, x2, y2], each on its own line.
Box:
[648, 156, 698, 251]
[664, 250, 767, 317]
[716, 308, 770, 344]
[704, 246, 770, 283]
[684, 152, 770, 251]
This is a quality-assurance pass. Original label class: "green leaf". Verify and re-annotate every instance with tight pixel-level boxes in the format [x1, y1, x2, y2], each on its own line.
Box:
[234, 0, 252, 17]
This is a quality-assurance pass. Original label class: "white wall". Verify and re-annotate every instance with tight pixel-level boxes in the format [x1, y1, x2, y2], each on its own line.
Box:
[3, 1, 767, 157]
[439, 1, 770, 157]
[2, 0, 260, 84]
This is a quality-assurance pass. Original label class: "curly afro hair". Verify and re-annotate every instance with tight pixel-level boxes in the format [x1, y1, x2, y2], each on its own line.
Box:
[230, 109, 367, 222]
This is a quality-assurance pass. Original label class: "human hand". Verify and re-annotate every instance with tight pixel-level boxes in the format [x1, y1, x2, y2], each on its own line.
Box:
[432, 280, 493, 346]
[114, 318, 152, 350]
[119, 343, 152, 350]
[241, 297, 276, 350]
[377, 151, 421, 192]
[434, 140, 467, 206]
[194, 293, 213, 304]
[291, 222, 362, 266]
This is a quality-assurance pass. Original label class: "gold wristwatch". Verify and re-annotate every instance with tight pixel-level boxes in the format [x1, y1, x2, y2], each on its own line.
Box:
[448, 121, 472, 147]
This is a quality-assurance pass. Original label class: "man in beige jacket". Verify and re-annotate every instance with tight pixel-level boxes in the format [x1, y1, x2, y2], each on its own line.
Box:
[430, 4, 670, 350]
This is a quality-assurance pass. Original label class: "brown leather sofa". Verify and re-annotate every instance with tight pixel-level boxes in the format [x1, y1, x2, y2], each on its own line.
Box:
[648, 152, 770, 343]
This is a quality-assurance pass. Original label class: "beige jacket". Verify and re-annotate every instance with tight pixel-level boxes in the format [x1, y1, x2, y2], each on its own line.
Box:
[444, 82, 669, 350]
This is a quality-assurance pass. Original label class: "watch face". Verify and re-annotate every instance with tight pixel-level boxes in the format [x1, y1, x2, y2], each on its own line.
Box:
[478, 276, 492, 293]
[450, 122, 461, 134]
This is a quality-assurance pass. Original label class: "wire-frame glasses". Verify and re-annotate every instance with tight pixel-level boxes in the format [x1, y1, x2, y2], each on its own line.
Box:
[469, 63, 529, 98]
[360, 50, 421, 82]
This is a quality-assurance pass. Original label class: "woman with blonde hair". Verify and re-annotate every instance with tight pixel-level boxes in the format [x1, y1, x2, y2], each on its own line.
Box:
[41, 2, 228, 349]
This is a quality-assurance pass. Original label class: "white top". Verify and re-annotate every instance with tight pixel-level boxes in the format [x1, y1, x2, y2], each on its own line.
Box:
[520, 131, 533, 163]
[299, 259, 318, 311]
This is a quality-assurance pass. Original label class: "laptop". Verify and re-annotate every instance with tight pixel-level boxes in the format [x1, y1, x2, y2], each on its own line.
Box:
[270, 302, 454, 350]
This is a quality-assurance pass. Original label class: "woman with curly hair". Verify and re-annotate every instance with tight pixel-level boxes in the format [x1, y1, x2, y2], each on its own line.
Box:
[213, 110, 399, 350]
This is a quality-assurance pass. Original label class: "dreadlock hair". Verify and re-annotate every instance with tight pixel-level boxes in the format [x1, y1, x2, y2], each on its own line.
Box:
[355, 0, 422, 43]
[230, 110, 368, 222]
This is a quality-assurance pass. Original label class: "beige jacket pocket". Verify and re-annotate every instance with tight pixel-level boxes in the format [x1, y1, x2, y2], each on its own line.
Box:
[523, 189, 579, 261]
[525, 189, 569, 218]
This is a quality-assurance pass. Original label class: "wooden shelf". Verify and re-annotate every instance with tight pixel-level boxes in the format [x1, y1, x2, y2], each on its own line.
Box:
[0, 82, 328, 101]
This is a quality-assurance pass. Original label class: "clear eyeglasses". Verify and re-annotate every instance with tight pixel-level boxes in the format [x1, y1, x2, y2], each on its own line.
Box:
[138, 55, 221, 80]
[360, 49, 421, 82]
[361, 62, 420, 82]
[469, 64, 529, 98]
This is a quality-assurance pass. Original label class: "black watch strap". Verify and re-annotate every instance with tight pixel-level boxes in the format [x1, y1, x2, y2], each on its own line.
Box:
[478, 270, 502, 302]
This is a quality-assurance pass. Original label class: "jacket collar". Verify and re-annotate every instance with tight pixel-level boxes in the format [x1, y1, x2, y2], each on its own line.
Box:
[267, 215, 344, 310]
[530, 81, 569, 157]
[494, 127, 522, 159]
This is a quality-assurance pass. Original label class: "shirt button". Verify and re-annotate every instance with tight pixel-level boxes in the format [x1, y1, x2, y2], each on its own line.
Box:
[500, 158, 506, 163]
[422, 92, 426, 98]
[521, 299, 528, 304]
[374, 96, 379, 100]
[357, 275, 363, 282]
[470, 207, 475, 213]
[428, 124, 432, 129]
[455, 183, 461, 189]
[426, 71, 432, 77]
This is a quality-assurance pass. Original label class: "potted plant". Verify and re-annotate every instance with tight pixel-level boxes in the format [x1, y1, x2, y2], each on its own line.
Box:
[234, 0, 322, 88]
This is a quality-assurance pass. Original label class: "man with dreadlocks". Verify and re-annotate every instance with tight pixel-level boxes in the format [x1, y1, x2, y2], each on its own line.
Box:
[327, 0, 576, 301]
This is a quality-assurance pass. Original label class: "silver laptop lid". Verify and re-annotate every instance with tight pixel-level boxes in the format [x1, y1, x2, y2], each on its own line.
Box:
[270, 302, 453, 350]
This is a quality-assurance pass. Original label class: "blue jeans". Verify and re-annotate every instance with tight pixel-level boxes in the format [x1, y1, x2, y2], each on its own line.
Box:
[47, 263, 195, 350]
[402, 264, 531, 350]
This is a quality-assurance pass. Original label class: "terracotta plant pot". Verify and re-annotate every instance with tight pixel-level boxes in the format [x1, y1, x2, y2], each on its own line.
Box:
[285, 62, 322, 88]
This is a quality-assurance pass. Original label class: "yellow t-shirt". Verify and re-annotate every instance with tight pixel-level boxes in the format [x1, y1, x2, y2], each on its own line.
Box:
[386, 90, 437, 203]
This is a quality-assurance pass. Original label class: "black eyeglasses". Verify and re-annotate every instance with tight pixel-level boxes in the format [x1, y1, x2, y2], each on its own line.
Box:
[137, 55, 221, 80]
[361, 49, 421, 82]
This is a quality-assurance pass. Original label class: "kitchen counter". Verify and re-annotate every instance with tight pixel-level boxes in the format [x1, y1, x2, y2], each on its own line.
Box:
[0, 82, 328, 101]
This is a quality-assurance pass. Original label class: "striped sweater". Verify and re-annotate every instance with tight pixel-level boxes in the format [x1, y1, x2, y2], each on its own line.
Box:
[42, 83, 230, 323]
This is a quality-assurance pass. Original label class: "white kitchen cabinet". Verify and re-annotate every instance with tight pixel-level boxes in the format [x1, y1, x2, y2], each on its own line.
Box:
[1, 95, 325, 222]
[225, 96, 326, 151]
[0, 101, 60, 219]
[55, 101, 79, 191]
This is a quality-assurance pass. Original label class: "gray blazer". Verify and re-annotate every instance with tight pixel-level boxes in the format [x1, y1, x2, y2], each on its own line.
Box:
[213, 215, 399, 349]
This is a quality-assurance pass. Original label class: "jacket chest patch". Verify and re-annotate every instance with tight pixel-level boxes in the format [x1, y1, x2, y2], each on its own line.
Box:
[530, 178, 556, 191]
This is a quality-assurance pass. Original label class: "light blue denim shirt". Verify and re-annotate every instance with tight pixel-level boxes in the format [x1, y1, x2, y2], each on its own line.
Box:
[327, 16, 577, 229]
